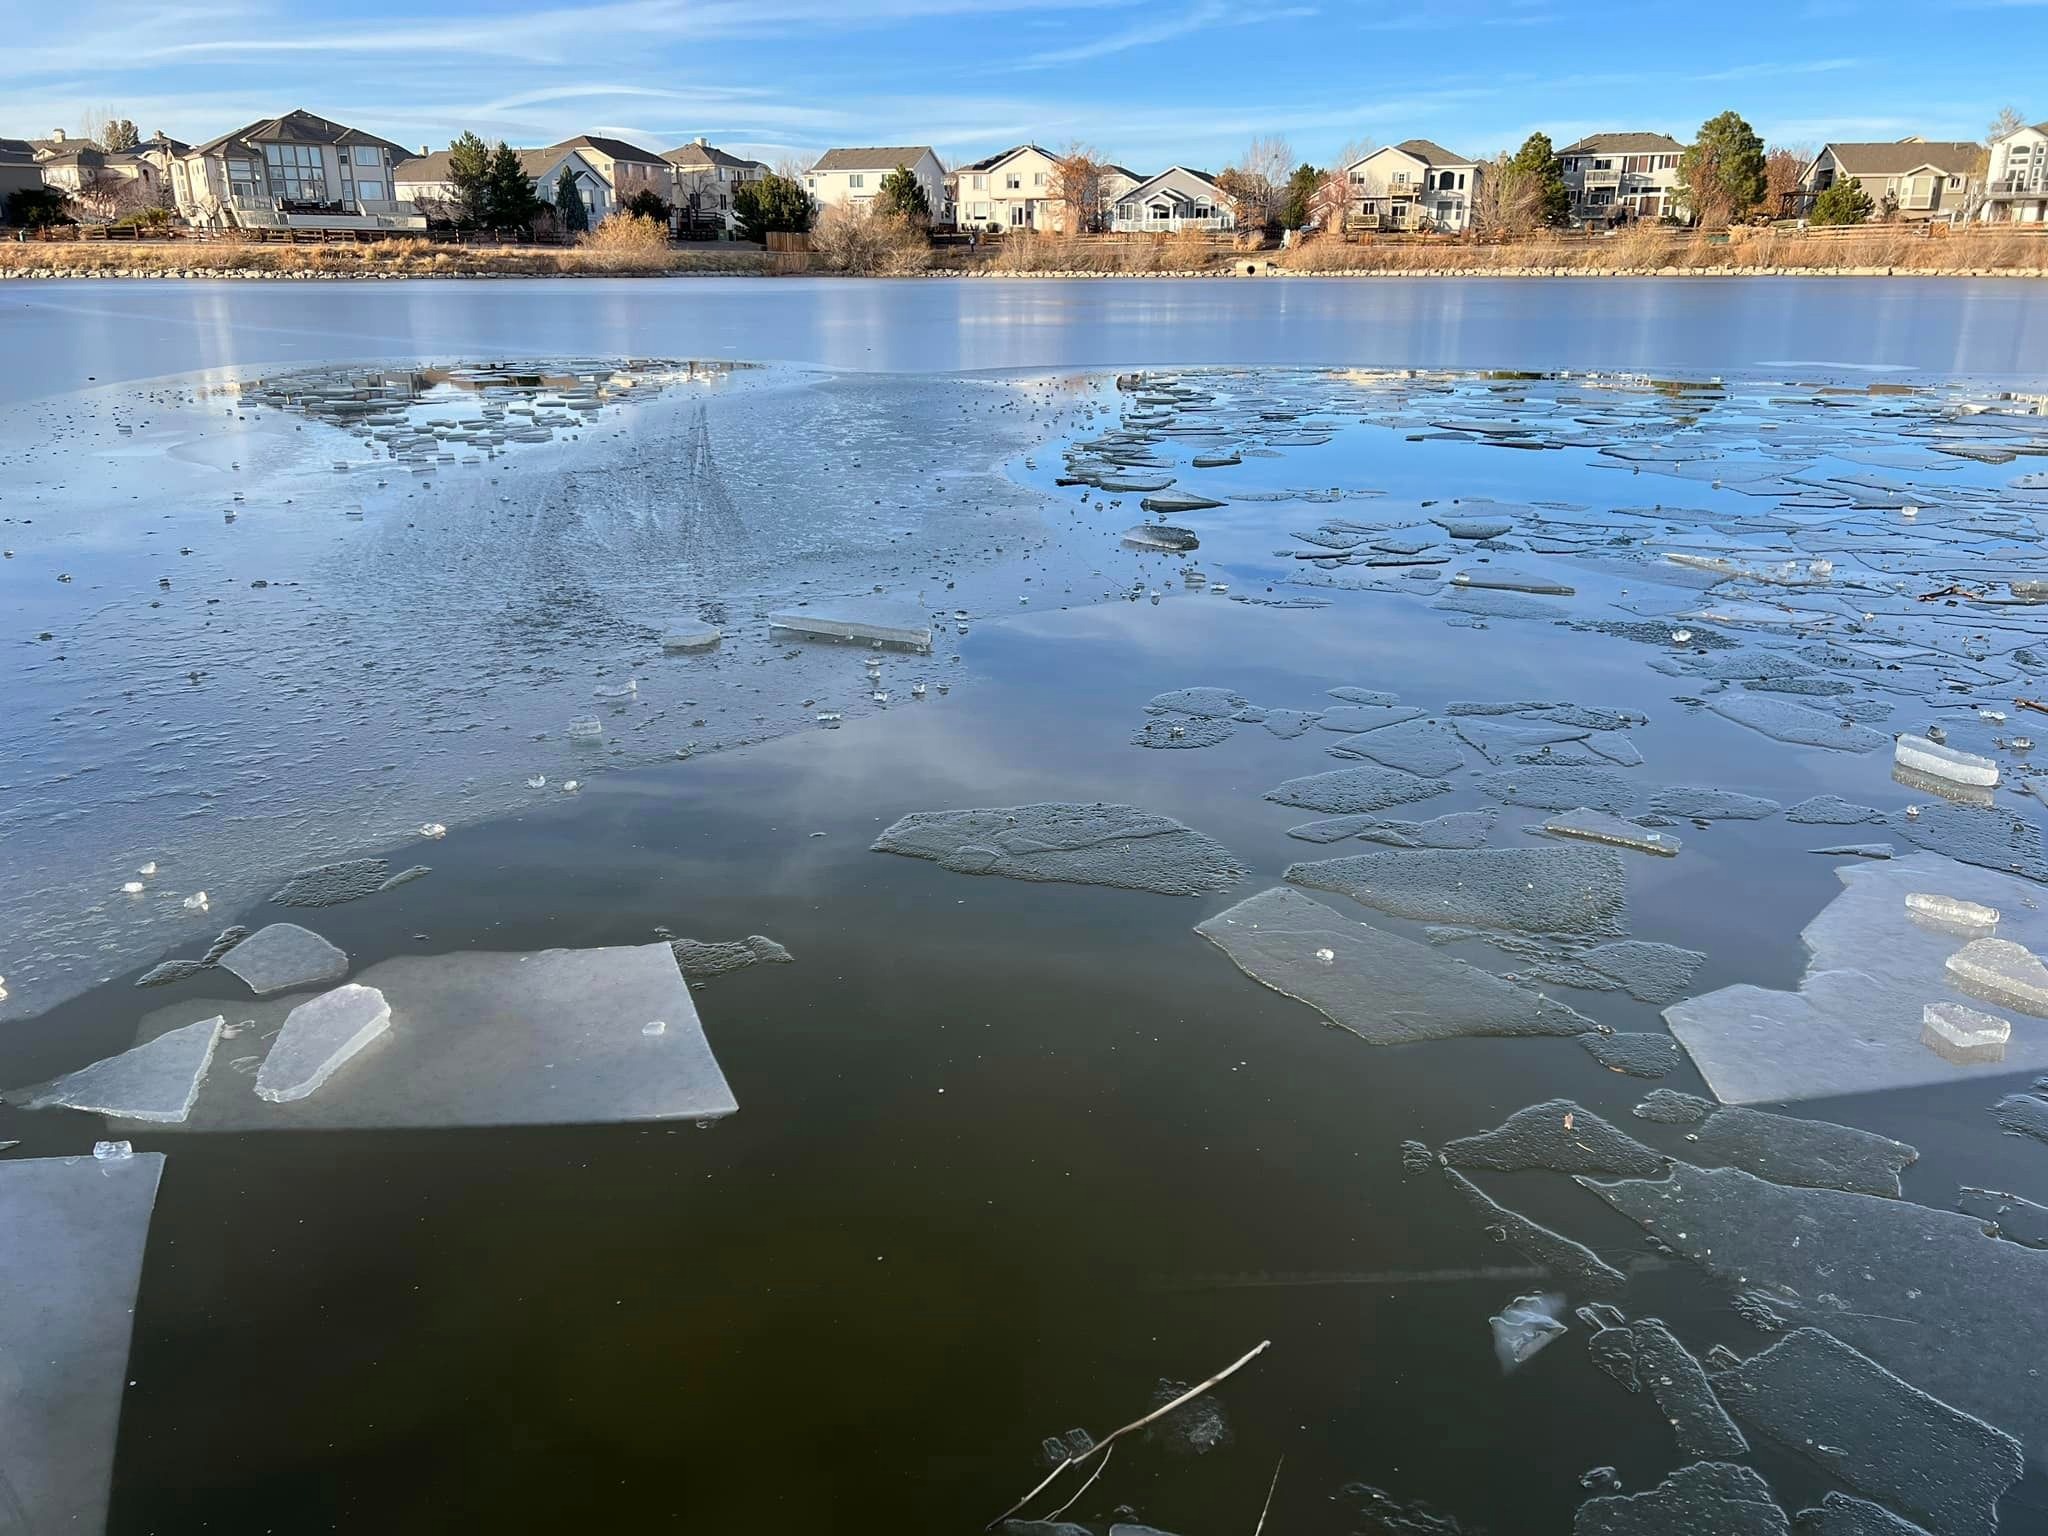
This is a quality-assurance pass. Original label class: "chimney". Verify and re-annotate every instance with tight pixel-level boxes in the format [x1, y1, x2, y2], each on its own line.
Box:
[50, 128, 65, 144]
[421, 145, 430, 156]
[695, 136, 707, 146]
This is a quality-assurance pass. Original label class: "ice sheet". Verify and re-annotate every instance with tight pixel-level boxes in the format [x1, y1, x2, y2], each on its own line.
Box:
[14, 1015, 222, 1123]
[1541, 808, 1681, 857]
[1629, 1090, 1917, 1197]
[217, 922, 349, 997]
[255, 984, 392, 1103]
[1286, 846, 1629, 937]
[767, 596, 933, 649]
[1575, 1461, 1788, 1535]
[873, 803, 1244, 896]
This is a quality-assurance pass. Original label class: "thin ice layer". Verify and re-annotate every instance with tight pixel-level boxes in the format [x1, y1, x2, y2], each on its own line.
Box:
[1710, 1328, 2023, 1536]
[16, 1016, 222, 1124]
[125, 943, 737, 1131]
[1794, 1493, 1936, 1536]
[255, 984, 393, 1103]
[1264, 765, 1451, 815]
[1576, 1461, 1789, 1536]
[271, 858, 392, 907]
[1788, 796, 1889, 826]
[1286, 846, 1628, 937]
[1491, 1292, 1568, 1371]
[1443, 1168, 1626, 1295]
[0, 1152, 164, 1536]
[1325, 718, 1466, 777]
[1956, 1187, 2048, 1249]
[670, 934, 794, 980]
[1581, 1309, 1748, 1458]
[872, 803, 1243, 896]
[1645, 787, 1782, 822]
[1580, 1163, 2048, 1453]
[1441, 1099, 1668, 1178]
[1542, 808, 1681, 856]
[1195, 887, 1592, 1045]
[1478, 766, 1640, 813]
[1579, 1032, 1685, 1077]
[1519, 941, 1707, 1005]
[1708, 695, 1891, 753]
[216, 922, 349, 996]
[1630, 1090, 1917, 1198]
[767, 596, 932, 649]
[1286, 810, 1494, 847]
[1665, 852, 2048, 1103]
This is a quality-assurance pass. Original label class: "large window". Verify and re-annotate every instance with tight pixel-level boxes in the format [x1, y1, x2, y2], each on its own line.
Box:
[262, 142, 327, 199]
[352, 145, 381, 167]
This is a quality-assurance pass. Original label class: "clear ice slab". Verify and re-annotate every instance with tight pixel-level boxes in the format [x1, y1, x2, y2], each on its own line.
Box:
[767, 596, 932, 650]
[1286, 846, 1628, 937]
[124, 943, 737, 1131]
[13, 1015, 222, 1123]
[872, 803, 1244, 896]
[1665, 852, 2048, 1103]
[217, 921, 349, 997]
[255, 983, 392, 1103]
[1542, 808, 1681, 857]
[1576, 1461, 1788, 1536]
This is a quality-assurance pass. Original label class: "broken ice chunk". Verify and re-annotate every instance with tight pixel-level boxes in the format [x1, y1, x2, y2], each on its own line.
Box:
[1578, 1032, 1684, 1078]
[1443, 1167, 1625, 1294]
[659, 619, 722, 651]
[1903, 891, 1998, 934]
[254, 984, 391, 1103]
[1945, 937, 2048, 1016]
[1542, 808, 1680, 857]
[1121, 522, 1199, 552]
[1921, 1001, 2010, 1065]
[1956, 1186, 2048, 1249]
[768, 597, 931, 650]
[1895, 733, 1998, 788]
[567, 715, 604, 741]
[14, 1016, 222, 1124]
[92, 1139, 132, 1160]
[1443, 1099, 1667, 1177]
[1628, 1090, 1917, 1197]
[216, 922, 349, 997]
[1577, 1462, 1786, 1536]
[1286, 846, 1629, 937]
[873, 803, 1243, 896]
[1490, 1292, 1567, 1372]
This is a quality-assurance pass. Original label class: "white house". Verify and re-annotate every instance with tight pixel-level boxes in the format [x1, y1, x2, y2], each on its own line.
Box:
[952, 144, 1061, 231]
[1796, 138, 1982, 224]
[1556, 133, 1684, 225]
[1981, 121, 2048, 224]
[1110, 166, 1232, 233]
[393, 145, 612, 225]
[1344, 140, 1480, 233]
[662, 138, 769, 234]
[805, 147, 946, 221]
[169, 109, 422, 231]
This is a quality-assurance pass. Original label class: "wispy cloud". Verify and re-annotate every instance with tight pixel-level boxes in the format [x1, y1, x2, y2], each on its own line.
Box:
[1018, 0, 1311, 68]
[1701, 56, 1862, 82]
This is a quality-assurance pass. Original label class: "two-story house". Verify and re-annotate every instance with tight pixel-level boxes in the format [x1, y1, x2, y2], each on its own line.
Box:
[546, 135, 670, 210]
[662, 139, 770, 235]
[805, 147, 947, 221]
[393, 144, 613, 226]
[1110, 167, 1232, 233]
[952, 144, 1061, 231]
[1981, 122, 2048, 224]
[1344, 141, 1481, 233]
[1557, 133, 1684, 225]
[169, 109, 423, 231]
[1795, 139, 1983, 224]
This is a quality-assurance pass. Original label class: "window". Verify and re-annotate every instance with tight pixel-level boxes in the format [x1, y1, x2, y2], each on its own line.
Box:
[1457, 172, 1466, 190]
[353, 145, 381, 167]
[1005, 174, 1021, 190]
[971, 174, 986, 189]
[262, 142, 327, 199]
[357, 180, 383, 201]
[1033, 172, 1045, 186]
[848, 173, 864, 189]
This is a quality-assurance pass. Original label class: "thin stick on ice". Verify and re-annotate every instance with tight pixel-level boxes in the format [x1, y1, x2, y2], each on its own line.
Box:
[1041, 1442, 1113, 1521]
[1253, 1454, 1285, 1536]
[983, 1339, 1272, 1530]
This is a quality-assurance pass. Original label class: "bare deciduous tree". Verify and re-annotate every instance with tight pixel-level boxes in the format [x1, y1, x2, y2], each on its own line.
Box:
[68, 168, 142, 225]
[1989, 106, 2026, 146]
[1048, 141, 1105, 233]
[1763, 147, 1806, 219]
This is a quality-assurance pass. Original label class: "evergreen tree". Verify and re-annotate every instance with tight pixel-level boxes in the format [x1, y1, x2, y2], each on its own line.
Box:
[1678, 111, 1767, 227]
[445, 132, 491, 228]
[102, 118, 139, 152]
[555, 167, 589, 234]
[872, 164, 930, 225]
[1281, 163, 1320, 230]
[1501, 133, 1571, 227]
[1809, 176, 1872, 226]
[732, 174, 812, 241]
[623, 187, 669, 222]
[484, 141, 540, 229]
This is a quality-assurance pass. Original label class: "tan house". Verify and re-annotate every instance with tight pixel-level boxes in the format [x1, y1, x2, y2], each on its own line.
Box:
[393, 145, 612, 225]
[662, 138, 769, 234]
[1110, 166, 1232, 232]
[1344, 140, 1481, 233]
[170, 109, 422, 231]
[806, 146, 946, 220]
[1557, 133, 1683, 225]
[1981, 121, 2048, 224]
[1795, 138, 1983, 223]
[546, 135, 670, 210]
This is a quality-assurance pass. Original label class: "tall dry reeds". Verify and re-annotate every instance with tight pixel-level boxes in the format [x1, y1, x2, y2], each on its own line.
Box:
[0, 237, 771, 279]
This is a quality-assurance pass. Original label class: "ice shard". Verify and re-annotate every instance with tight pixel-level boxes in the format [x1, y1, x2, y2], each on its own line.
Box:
[872, 803, 1244, 896]
[15, 1015, 222, 1123]
[1541, 808, 1681, 857]
[1286, 846, 1629, 937]
[254, 983, 392, 1103]
[768, 597, 931, 649]
[217, 922, 349, 997]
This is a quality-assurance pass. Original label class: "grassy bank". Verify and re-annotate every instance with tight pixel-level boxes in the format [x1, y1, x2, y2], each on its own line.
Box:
[0, 238, 774, 279]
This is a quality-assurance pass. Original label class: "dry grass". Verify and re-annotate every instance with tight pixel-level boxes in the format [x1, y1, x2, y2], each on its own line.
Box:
[1272, 226, 2048, 275]
[808, 203, 931, 275]
[0, 236, 772, 279]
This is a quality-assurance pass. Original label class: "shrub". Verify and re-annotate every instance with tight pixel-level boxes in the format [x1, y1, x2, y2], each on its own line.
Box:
[811, 202, 927, 274]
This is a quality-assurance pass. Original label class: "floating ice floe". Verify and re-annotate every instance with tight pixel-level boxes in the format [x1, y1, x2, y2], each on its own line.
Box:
[272, 858, 399, 907]
[660, 619, 722, 651]
[1286, 846, 1629, 938]
[1895, 733, 1999, 788]
[1479, 765, 1639, 814]
[1958, 1187, 2048, 1249]
[11, 1016, 222, 1123]
[1121, 523, 1199, 552]
[255, 984, 391, 1103]
[1905, 891, 1999, 933]
[1578, 1307, 1747, 1459]
[1665, 852, 2048, 1103]
[1541, 808, 1681, 857]
[1578, 1032, 1686, 1077]
[1707, 694, 1891, 753]
[768, 597, 932, 651]
[217, 922, 348, 996]
[1442, 1099, 1668, 1178]
[1490, 1292, 1568, 1372]
[0, 1152, 163, 1536]
[873, 803, 1242, 896]
[670, 933, 794, 980]
[1265, 764, 1451, 815]
[1923, 1001, 2011, 1065]
[122, 943, 736, 1131]
[1442, 1167, 1625, 1294]
[1195, 887, 1591, 1045]
[1630, 1089, 1917, 1197]
[1324, 718, 1466, 777]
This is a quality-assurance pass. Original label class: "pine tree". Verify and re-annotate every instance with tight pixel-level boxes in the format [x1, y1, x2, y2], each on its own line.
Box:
[733, 174, 812, 241]
[102, 118, 139, 152]
[872, 164, 930, 226]
[555, 167, 589, 234]
[484, 141, 539, 229]
[1501, 133, 1570, 228]
[445, 132, 491, 228]
[1809, 177, 1872, 226]
[1678, 112, 1767, 228]
[1281, 163, 1320, 230]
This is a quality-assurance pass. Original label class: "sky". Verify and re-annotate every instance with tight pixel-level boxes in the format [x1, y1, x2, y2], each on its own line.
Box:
[1, 0, 2042, 172]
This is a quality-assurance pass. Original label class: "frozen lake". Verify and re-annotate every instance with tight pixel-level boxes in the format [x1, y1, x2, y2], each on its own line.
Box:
[5, 278, 2048, 1534]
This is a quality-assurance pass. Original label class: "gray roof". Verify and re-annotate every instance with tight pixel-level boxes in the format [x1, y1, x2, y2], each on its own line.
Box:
[1557, 132, 1684, 156]
[663, 140, 766, 172]
[1122, 165, 1220, 200]
[957, 143, 1045, 174]
[194, 110, 407, 159]
[810, 146, 935, 173]
[1392, 138, 1475, 168]
[0, 137, 35, 162]
[1824, 139, 1982, 177]
[396, 146, 596, 183]
[549, 134, 667, 167]
[1104, 164, 1142, 181]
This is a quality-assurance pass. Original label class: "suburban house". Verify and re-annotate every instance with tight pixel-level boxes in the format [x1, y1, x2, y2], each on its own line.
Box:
[1557, 133, 1684, 225]
[169, 109, 423, 231]
[805, 147, 947, 220]
[1981, 121, 2048, 224]
[0, 139, 41, 202]
[951, 144, 1080, 231]
[1344, 140, 1481, 232]
[1793, 138, 1983, 223]
[1102, 164, 1143, 209]
[1110, 166, 1233, 232]
[662, 138, 769, 234]
[393, 144, 612, 225]
[545, 134, 670, 209]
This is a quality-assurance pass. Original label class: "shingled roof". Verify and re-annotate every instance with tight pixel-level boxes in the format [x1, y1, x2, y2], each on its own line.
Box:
[810, 146, 935, 173]
[1557, 132, 1684, 156]
[1823, 139, 1982, 178]
[396, 146, 596, 183]
[1393, 138, 1476, 168]
[194, 109, 408, 159]
[548, 134, 667, 167]
[663, 140, 767, 172]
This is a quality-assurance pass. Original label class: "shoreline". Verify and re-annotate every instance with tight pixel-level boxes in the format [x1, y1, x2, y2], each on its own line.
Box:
[6, 263, 2046, 280]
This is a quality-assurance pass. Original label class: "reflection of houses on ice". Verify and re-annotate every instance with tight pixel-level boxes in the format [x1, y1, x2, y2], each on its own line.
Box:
[1110, 167, 1233, 233]
[1343, 141, 1480, 233]
[1792, 139, 1983, 224]
[169, 110, 424, 232]
[1557, 133, 1684, 225]
[1982, 122, 2048, 224]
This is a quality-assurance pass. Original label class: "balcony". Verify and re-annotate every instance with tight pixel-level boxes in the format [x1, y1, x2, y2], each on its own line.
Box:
[1581, 169, 1621, 188]
[1986, 173, 2046, 200]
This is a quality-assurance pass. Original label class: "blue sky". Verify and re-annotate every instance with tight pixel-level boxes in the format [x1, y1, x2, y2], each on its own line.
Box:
[2, 0, 2041, 172]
